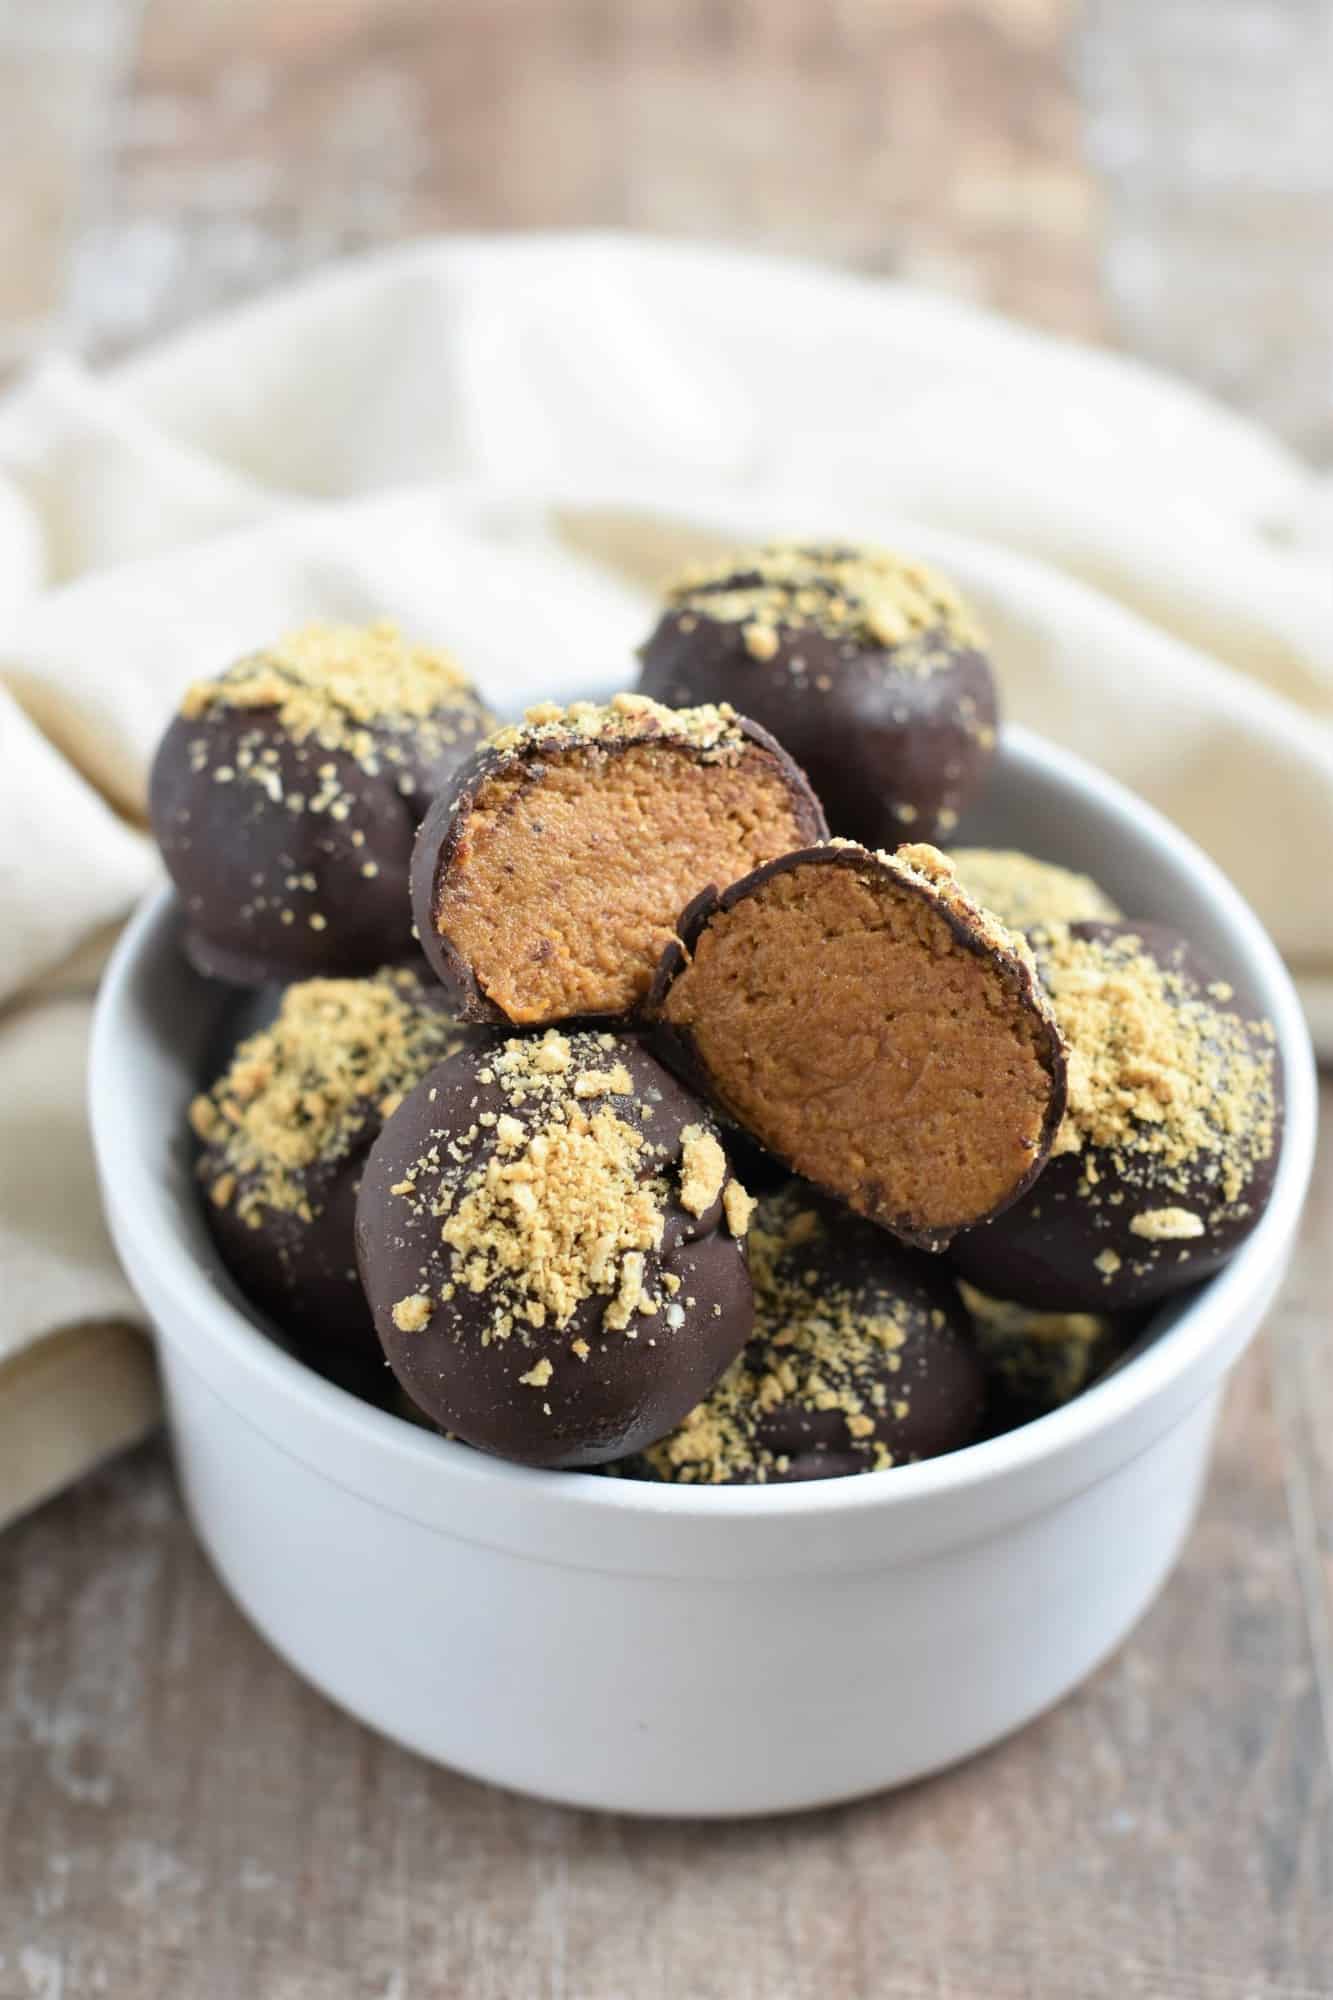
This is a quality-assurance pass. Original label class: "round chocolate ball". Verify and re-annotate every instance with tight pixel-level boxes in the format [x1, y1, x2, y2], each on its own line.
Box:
[151, 621, 495, 984]
[949, 922, 1283, 1311]
[191, 967, 479, 1366]
[633, 1186, 986, 1484]
[949, 848, 1121, 935]
[637, 543, 997, 847]
[355, 1029, 756, 1468]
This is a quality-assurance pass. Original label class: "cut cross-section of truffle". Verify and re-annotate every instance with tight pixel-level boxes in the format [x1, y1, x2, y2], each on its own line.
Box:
[949, 921, 1283, 1310]
[151, 621, 496, 984]
[949, 849, 1121, 935]
[650, 842, 1066, 1251]
[191, 967, 480, 1367]
[637, 542, 997, 847]
[628, 1186, 986, 1485]
[355, 1030, 755, 1467]
[410, 693, 827, 1026]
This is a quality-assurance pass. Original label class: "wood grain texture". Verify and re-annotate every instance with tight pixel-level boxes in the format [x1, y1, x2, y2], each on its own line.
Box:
[1077, 0, 1333, 459]
[1, 0, 1331, 1993]
[2, 1089, 1329, 1999]
[0, 0, 138, 361]
[65, 0, 1105, 359]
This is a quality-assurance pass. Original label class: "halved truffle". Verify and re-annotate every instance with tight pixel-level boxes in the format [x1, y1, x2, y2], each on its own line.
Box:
[650, 842, 1066, 1251]
[949, 922, 1283, 1310]
[151, 621, 495, 984]
[410, 693, 827, 1026]
[632, 1186, 986, 1484]
[949, 848, 1121, 935]
[637, 542, 997, 847]
[355, 1029, 756, 1467]
[190, 967, 479, 1365]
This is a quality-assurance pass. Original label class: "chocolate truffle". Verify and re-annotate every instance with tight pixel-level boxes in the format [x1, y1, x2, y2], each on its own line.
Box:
[634, 1187, 986, 1484]
[151, 621, 495, 984]
[355, 1029, 756, 1468]
[949, 849, 1121, 935]
[191, 967, 477, 1362]
[949, 922, 1283, 1311]
[651, 842, 1066, 1251]
[410, 693, 827, 1026]
[637, 543, 996, 847]
[957, 1280, 1128, 1430]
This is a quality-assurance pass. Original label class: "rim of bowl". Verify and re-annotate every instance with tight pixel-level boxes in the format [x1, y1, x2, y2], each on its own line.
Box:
[92, 723, 1318, 1523]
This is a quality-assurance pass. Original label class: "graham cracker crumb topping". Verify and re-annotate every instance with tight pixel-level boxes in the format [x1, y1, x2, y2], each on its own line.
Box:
[644, 1192, 925, 1484]
[1128, 1206, 1205, 1241]
[664, 542, 985, 668]
[485, 692, 746, 763]
[723, 1181, 757, 1238]
[181, 620, 479, 734]
[392, 1294, 434, 1333]
[1035, 926, 1278, 1213]
[950, 849, 1121, 934]
[177, 621, 494, 830]
[192, 969, 470, 1225]
[679, 1125, 727, 1218]
[391, 1033, 736, 1341]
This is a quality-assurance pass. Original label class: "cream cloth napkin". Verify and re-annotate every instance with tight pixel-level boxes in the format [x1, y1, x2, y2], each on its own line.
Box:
[0, 233, 1329, 1525]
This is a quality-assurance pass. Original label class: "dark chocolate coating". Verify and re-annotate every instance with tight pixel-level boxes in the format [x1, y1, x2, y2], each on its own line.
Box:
[631, 1188, 986, 1484]
[355, 1034, 755, 1467]
[151, 689, 492, 987]
[637, 570, 996, 848]
[203, 1143, 375, 1365]
[194, 974, 485, 1368]
[409, 708, 828, 1025]
[648, 844, 1068, 1252]
[949, 923, 1283, 1312]
[957, 1281, 1138, 1436]
[202, 980, 286, 1082]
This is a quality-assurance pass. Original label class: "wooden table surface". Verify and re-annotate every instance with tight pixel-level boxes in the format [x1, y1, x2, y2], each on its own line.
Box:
[1, 3, 1330, 1995]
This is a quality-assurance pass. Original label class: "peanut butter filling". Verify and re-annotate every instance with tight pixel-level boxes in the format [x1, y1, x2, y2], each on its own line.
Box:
[437, 742, 810, 1023]
[659, 857, 1060, 1240]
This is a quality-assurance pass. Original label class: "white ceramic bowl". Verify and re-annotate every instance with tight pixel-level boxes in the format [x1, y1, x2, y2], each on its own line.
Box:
[90, 726, 1317, 1817]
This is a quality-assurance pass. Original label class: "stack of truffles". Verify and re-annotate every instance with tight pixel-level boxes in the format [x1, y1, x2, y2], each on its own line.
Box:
[153, 549, 1284, 1483]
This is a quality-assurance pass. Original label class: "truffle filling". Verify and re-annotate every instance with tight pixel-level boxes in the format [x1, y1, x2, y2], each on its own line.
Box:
[436, 742, 809, 1022]
[660, 863, 1056, 1236]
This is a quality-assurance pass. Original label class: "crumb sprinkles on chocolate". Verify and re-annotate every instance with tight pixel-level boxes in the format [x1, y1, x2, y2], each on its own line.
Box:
[152, 620, 496, 984]
[637, 539, 999, 849]
[176, 622, 494, 837]
[190, 967, 478, 1359]
[485, 691, 751, 760]
[950, 920, 1282, 1311]
[636, 1188, 985, 1484]
[381, 1031, 748, 1341]
[949, 848, 1122, 935]
[356, 1031, 757, 1466]
[191, 968, 473, 1227]
[1040, 923, 1277, 1212]
[662, 543, 985, 670]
